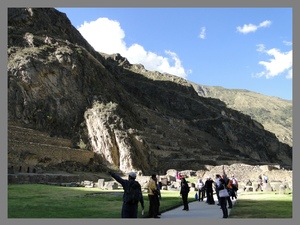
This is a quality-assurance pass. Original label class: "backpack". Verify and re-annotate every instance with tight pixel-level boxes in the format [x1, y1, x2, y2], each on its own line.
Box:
[124, 180, 141, 205]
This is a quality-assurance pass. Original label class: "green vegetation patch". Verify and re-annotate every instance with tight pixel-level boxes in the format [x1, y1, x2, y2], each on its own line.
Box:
[229, 192, 292, 218]
[8, 184, 194, 218]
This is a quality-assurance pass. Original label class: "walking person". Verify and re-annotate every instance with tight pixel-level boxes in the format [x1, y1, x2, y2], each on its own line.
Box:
[205, 176, 215, 204]
[147, 174, 160, 218]
[256, 175, 263, 191]
[109, 171, 144, 218]
[197, 178, 205, 201]
[180, 177, 190, 211]
[217, 178, 230, 218]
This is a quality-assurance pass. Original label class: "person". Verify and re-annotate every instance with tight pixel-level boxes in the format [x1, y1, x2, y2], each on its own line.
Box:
[147, 174, 160, 218]
[109, 171, 144, 218]
[180, 177, 190, 211]
[263, 174, 268, 183]
[176, 172, 182, 181]
[226, 178, 237, 200]
[230, 174, 238, 199]
[217, 178, 229, 218]
[215, 174, 221, 205]
[204, 176, 215, 205]
[221, 166, 233, 208]
[156, 177, 162, 216]
[256, 175, 263, 191]
[197, 178, 205, 201]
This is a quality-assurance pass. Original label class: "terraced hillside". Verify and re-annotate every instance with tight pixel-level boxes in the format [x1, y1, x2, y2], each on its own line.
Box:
[8, 120, 98, 174]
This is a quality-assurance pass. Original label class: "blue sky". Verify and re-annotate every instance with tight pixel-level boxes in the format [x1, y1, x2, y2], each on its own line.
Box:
[56, 8, 292, 100]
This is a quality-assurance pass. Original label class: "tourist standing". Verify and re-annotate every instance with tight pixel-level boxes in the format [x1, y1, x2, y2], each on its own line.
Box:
[205, 176, 215, 204]
[156, 177, 162, 216]
[180, 177, 190, 211]
[197, 178, 205, 201]
[230, 174, 238, 199]
[147, 174, 160, 218]
[221, 166, 233, 208]
[109, 171, 144, 218]
[217, 178, 229, 218]
[263, 174, 268, 183]
[215, 174, 221, 205]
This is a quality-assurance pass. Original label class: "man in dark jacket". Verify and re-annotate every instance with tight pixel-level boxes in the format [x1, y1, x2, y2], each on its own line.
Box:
[180, 177, 190, 211]
[109, 171, 144, 218]
[205, 176, 215, 204]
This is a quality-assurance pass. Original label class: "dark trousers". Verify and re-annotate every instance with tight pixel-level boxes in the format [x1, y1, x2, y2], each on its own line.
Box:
[216, 189, 220, 203]
[148, 194, 159, 217]
[206, 189, 215, 204]
[219, 197, 228, 218]
[198, 189, 205, 201]
[155, 194, 160, 214]
[121, 203, 138, 218]
[229, 188, 237, 199]
[226, 196, 232, 208]
[181, 192, 189, 210]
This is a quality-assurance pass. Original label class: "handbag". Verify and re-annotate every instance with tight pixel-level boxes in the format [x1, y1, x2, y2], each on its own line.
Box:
[219, 185, 229, 197]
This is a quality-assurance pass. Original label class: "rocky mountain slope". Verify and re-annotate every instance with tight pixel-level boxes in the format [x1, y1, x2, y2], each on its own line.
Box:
[7, 8, 292, 176]
[192, 84, 292, 147]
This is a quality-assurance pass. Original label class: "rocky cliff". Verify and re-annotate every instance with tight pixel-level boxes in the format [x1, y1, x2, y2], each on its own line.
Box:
[7, 8, 292, 176]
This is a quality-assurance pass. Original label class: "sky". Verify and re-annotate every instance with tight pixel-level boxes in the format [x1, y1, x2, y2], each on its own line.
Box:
[56, 8, 292, 100]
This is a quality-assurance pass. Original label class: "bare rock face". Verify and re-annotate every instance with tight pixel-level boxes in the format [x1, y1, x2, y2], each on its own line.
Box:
[7, 8, 292, 176]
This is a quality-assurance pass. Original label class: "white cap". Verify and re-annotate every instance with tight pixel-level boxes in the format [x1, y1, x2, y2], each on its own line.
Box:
[129, 172, 136, 179]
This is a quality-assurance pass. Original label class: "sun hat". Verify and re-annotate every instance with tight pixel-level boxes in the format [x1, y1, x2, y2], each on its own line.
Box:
[129, 172, 136, 179]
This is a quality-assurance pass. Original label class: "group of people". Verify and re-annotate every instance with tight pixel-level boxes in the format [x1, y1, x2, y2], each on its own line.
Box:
[194, 166, 238, 218]
[109, 166, 239, 219]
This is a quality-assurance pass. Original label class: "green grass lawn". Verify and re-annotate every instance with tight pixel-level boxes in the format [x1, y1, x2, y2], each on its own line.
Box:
[8, 184, 194, 218]
[8, 184, 292, 218]
[229, 191, 293, 218]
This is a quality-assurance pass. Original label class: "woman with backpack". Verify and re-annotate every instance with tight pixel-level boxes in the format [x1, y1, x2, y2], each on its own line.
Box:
[109, 171, 144, 218]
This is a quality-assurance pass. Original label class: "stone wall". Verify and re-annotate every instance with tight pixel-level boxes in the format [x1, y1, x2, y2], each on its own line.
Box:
[8, 122, 96, 174]
[8, 140, 95, 173]
[8, 173, 82, 184]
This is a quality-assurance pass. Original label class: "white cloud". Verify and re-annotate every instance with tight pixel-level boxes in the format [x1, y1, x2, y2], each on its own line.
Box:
[78, 18, 127, 55]
[283, 40, 292, 46]
[254, 44, 292, 79]
[198, 27, 206, 39]
[286, 69, 292, 79]
[237, 20, 271, 34]
[77, 18, 189, 78]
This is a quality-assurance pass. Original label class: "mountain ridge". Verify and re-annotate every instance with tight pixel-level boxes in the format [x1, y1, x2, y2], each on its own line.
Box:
[7, 8, 292, 176]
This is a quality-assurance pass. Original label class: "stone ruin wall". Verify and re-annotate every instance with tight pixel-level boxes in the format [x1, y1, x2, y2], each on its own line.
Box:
[8, 140, 95, 174]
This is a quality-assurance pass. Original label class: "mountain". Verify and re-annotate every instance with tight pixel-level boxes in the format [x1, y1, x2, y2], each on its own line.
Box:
[191, 84, 292, 147]
[7, 8, 292, 176]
